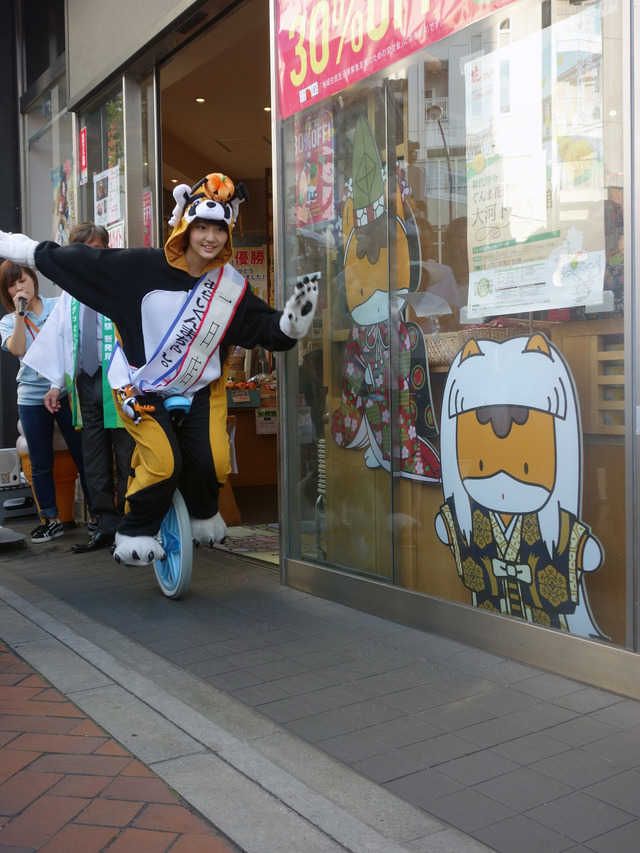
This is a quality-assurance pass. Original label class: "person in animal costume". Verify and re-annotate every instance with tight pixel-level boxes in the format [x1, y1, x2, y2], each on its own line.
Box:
[331, 115, 440, 481]
[0, 172, 318, 566]
[435, 333, 606, 639]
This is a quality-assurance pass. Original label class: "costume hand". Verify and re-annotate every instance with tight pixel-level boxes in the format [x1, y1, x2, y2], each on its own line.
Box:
[279, 273, 319, 340]
[0, 230, 38, 268]
[44, 387, 61, 414]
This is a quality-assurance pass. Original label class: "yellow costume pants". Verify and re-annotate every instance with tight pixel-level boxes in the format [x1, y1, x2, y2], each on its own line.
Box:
[118, 380, 230, 537]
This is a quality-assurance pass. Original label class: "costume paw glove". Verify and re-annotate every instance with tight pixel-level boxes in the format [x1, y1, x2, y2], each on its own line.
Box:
[0, 230, 38, 268]
[279, 273, 319, 340]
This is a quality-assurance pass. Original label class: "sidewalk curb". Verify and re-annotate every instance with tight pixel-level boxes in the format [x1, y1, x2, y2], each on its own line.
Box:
[0, 566, 492, 853]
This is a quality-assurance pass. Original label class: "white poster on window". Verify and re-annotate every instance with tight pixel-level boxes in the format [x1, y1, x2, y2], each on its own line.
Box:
[464, 5, 605, 318]
[94, 163, 121, 227]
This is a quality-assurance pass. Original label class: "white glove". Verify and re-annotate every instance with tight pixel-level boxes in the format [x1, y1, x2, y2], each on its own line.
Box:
[279, 273, 319, 340]
[0, 230, 38, 268]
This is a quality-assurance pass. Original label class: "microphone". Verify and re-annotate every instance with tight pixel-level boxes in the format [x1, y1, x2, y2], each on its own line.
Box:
[18, 298, 27, 316]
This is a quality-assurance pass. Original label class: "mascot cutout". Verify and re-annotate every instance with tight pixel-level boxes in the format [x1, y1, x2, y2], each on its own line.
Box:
[331, 115, 440, 482]
[1, 172, 318, 567]
[435, 333, 607, 639]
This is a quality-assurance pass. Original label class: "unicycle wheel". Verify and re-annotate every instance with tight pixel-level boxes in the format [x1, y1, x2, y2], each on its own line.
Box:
[153, 490, 193, 598]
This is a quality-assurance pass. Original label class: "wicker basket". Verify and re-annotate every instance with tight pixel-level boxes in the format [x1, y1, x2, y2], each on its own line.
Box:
[426, 322, 556, 366]
[426, 332, 463, 365]
[458, 321, 555, 343]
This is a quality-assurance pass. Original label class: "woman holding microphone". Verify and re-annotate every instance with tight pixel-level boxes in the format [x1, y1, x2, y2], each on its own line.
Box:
[0, 261, 88, 543]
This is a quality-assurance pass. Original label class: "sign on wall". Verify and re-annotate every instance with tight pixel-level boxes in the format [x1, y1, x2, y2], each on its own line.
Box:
[277, 0, 520, 119]
[465, 4, 605, 317]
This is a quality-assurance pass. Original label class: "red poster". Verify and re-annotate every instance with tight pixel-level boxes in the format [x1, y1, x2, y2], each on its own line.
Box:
[295, 108, 335, 227]
[79, 127, 87, 186]
[277, 0, 519, 119]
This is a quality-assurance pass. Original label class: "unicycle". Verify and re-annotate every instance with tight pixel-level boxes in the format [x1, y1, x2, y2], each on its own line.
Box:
[152, 396, 193, 599]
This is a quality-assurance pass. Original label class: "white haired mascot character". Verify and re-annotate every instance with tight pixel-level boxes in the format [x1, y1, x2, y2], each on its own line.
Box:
[0, 173, 317, 566]
[434, 333, 606, 639]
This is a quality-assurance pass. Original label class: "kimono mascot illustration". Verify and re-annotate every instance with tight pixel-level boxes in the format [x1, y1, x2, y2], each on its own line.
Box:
[0, 172, 317, 566]
[435, 333, 607, 639]
[331, 114, 441, 482]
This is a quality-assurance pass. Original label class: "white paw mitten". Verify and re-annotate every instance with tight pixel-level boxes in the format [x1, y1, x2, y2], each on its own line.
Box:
[279, 273, 319, 340]
[191, 512, 228, 547]
[0, 230, 38, 268]
[113, 532, 165, 566]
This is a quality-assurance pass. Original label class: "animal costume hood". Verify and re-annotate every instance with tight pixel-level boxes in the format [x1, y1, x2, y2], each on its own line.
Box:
[164, 172, 247, 274]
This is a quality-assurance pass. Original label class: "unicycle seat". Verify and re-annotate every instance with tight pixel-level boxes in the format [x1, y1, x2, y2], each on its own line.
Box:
[163, 395, 192, 415]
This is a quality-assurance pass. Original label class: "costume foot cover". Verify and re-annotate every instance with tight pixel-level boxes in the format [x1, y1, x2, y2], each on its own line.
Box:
[190, 512, 227, 547]
[113, 532, 165, 566]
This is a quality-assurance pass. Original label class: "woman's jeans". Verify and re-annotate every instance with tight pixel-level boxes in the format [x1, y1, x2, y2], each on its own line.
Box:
[18, 397, 88, 520]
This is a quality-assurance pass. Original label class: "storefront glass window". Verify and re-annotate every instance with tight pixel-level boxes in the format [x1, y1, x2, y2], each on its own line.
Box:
[24, 77, 74, 259]
[281, 0, 627, 648]
[77, 86, 126, 245]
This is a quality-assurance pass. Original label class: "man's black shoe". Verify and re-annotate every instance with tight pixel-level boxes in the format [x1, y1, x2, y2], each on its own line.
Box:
[72, 532, 115, 553]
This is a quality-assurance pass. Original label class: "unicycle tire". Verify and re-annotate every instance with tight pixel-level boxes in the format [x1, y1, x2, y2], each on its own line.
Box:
[153, 490, 193, 599]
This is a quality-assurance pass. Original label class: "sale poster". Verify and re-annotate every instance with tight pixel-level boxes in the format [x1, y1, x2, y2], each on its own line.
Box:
[295, 107, 335, 227]
[277, 0, 520, 119]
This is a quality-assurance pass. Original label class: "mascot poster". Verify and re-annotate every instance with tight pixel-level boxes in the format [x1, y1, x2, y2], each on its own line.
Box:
[435, 333, 607, 640]
[330, 114, 440, 483]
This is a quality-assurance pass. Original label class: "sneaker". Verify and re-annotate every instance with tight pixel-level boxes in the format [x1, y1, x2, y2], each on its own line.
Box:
[30, 519, 64, 544]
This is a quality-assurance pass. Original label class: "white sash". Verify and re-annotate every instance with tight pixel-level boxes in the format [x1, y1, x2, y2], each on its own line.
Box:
[107, 264, 246, 397]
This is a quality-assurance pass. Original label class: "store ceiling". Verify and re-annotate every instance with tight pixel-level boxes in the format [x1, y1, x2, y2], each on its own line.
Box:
[160, 0, 273, 195]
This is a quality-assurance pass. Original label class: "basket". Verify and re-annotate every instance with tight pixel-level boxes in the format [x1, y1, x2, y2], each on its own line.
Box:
[426, 332, 463, 365]
[426, 322, 557, 366]
[458, 320, 555, 343]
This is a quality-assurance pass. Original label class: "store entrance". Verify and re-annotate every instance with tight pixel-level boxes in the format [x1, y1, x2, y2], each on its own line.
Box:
[159, 0, 279, 565]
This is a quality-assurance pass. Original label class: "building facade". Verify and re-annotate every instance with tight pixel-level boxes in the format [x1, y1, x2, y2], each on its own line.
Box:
[6, 0, 640, 697]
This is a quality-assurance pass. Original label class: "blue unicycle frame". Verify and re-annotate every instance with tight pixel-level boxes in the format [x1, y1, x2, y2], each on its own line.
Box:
[153, 396, 193, 599]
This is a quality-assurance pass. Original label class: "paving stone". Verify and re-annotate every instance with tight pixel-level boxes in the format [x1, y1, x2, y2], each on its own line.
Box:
[526, 791, 634, 842]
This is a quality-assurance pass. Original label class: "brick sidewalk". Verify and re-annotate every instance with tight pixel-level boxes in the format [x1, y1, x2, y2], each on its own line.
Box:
[0, 641, 239, 853]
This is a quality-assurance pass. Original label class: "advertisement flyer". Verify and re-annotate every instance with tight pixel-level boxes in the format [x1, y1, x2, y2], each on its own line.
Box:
[94, 163, 121, 227]
[295, 107, 335, 227]
[51, 159, 74, 245]
[465, 4, 605, 318]
[233, 246, 269, 303]
[277, 0, 520, 119]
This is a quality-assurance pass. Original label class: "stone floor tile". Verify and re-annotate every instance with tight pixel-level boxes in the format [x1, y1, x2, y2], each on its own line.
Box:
[472, 814, 573, 853]
[437, 748, 519, 786]
[545, 715, 619, 747]
[285, 710, 354, 742]
[584, 768, 640, 817]
[351, 748, 425, 783]
[474, 765, 573, 812]
[585, 818, 640, 853]
[385, 767, 463, 809]
[551, 687, 625, 715]
[515, 674, 585, 701]
[526, 791, 634, 842]
[491, 732, 572, 765]
[531, 746, 629, 788]
[316, 730, 388, 763]
[581, 729, 640, 768]
[426, 786, 516, 833]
